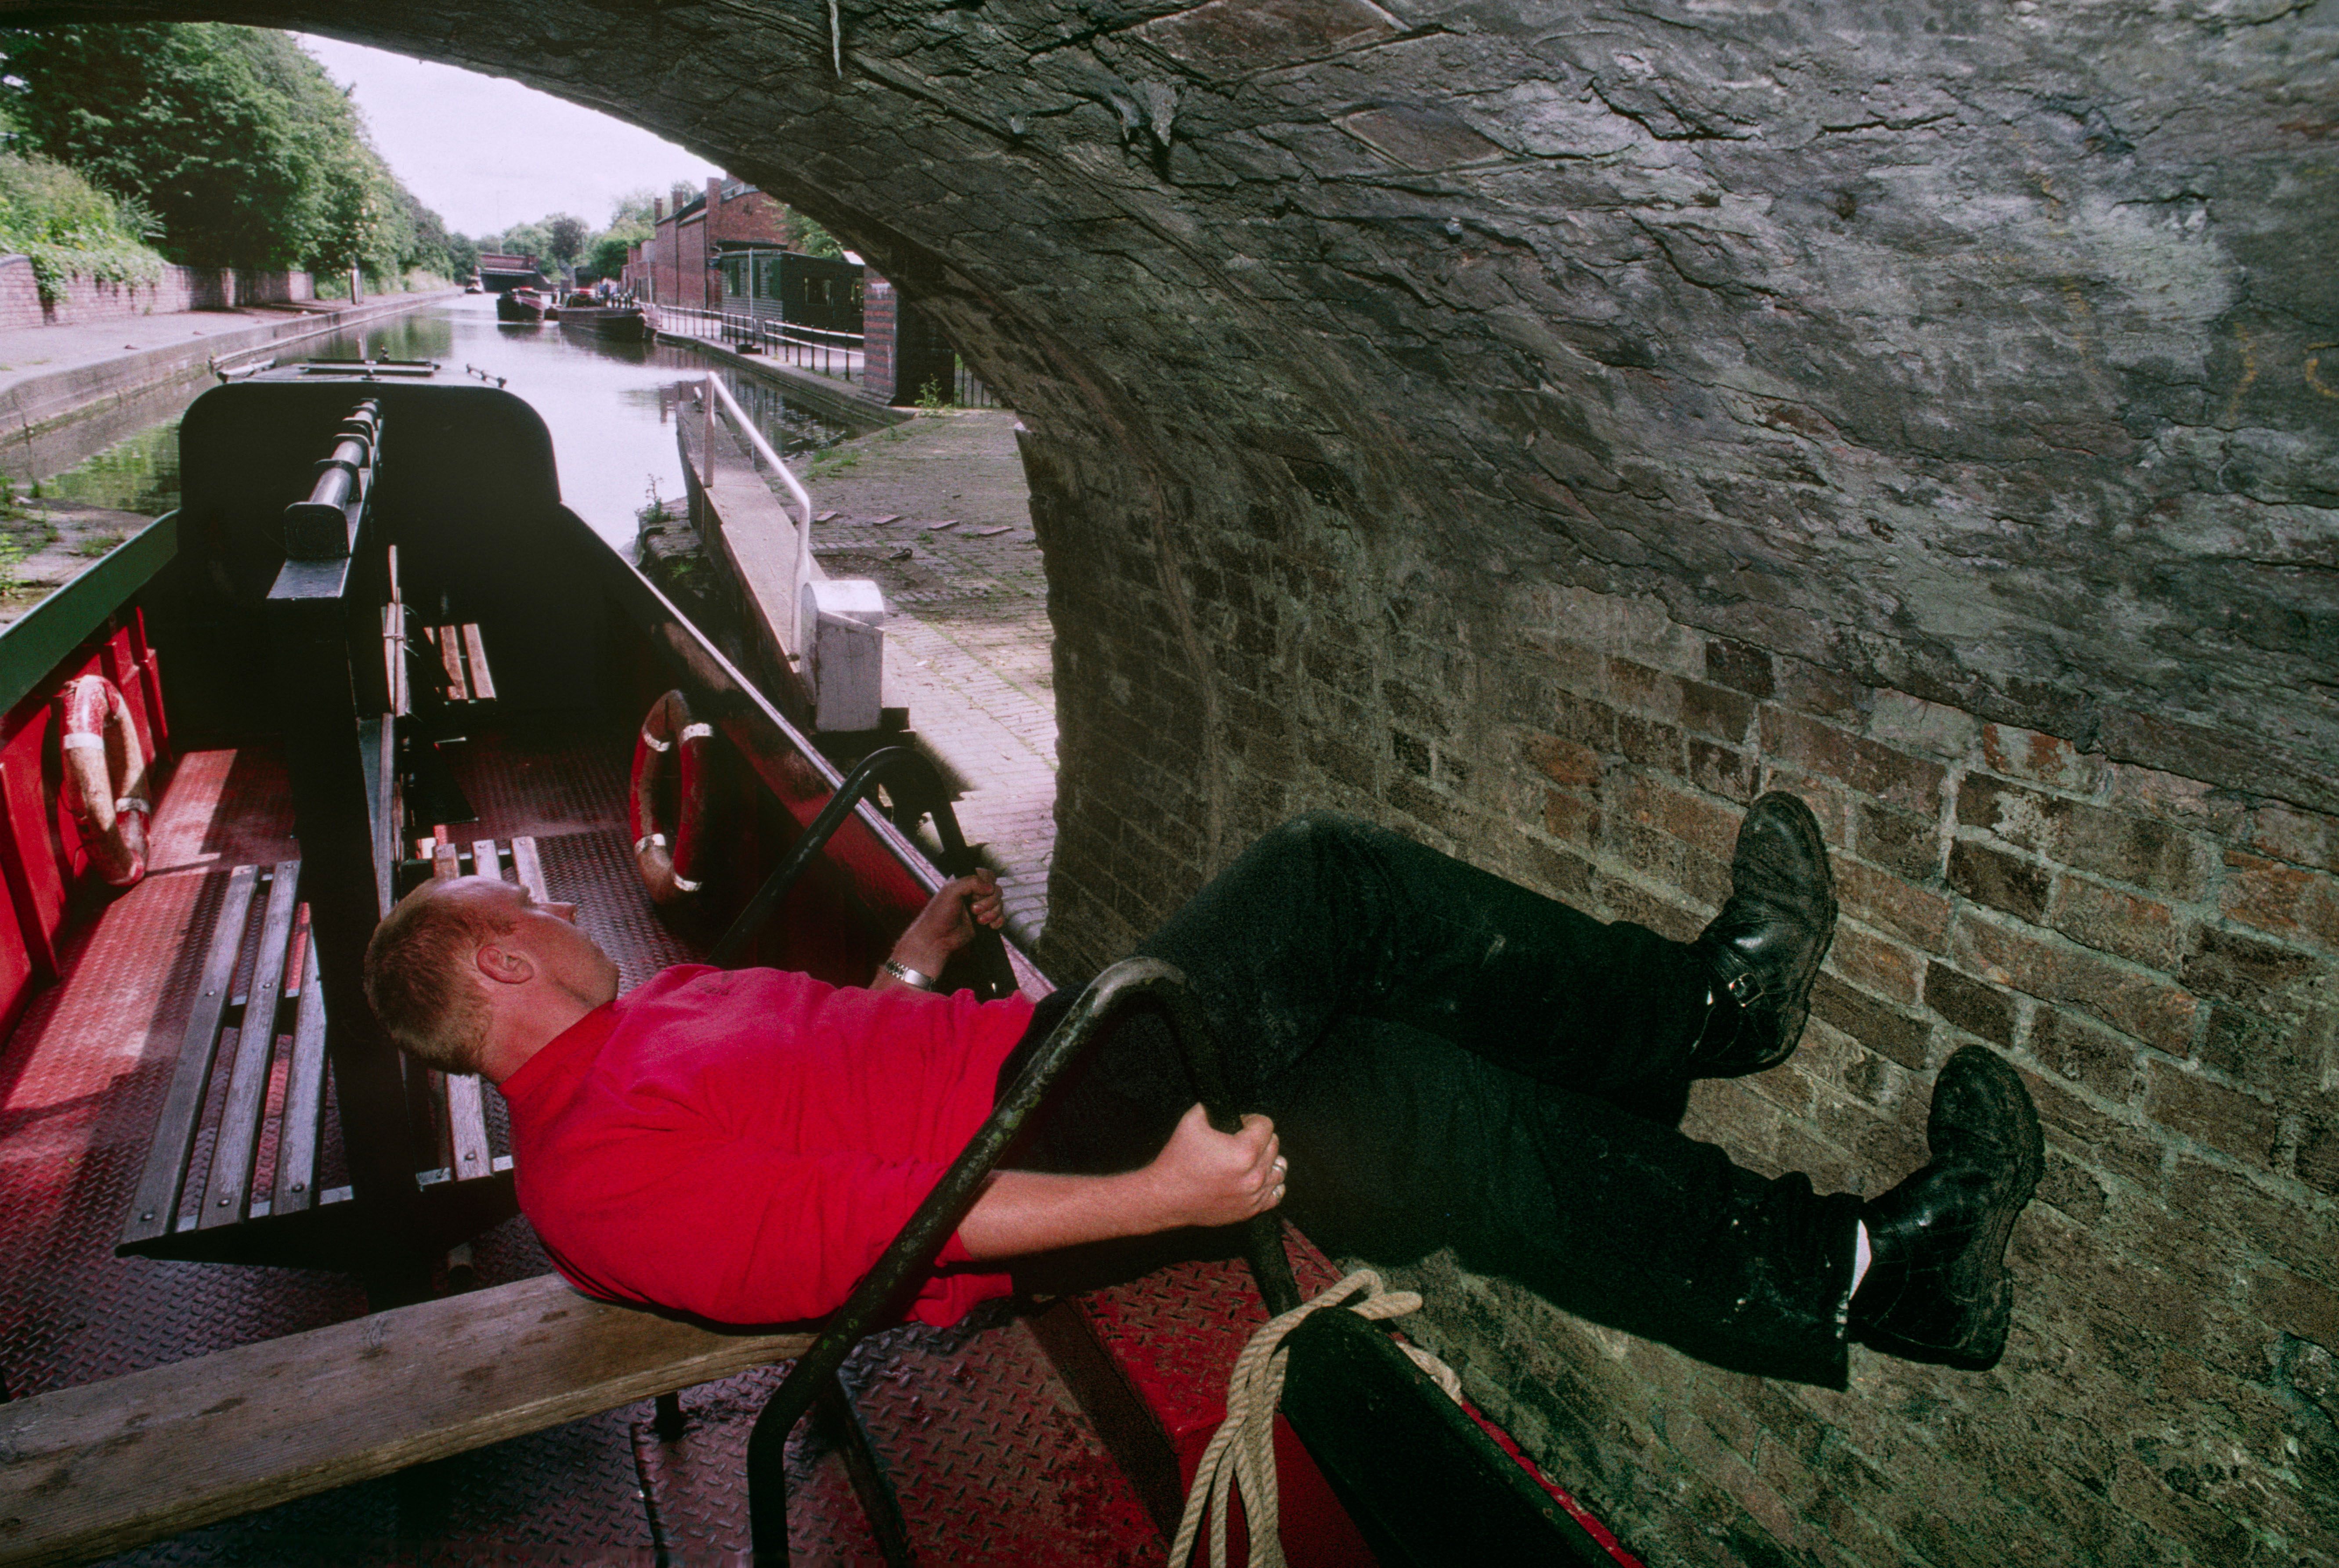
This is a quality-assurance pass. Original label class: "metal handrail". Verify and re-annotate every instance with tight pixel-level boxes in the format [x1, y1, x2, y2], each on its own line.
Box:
[745, 956, 1301, 1560]
[708, 744, 1012, 1000]
[699, 372, 814, 531]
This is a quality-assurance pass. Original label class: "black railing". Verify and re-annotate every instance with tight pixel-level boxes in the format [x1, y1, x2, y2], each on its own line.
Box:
[745, 957, 1301, 1561]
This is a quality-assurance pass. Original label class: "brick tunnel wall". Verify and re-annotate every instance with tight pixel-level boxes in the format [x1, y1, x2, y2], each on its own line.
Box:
[21, 1, 2333, 1561]
[1023, 412, 2339, 1567]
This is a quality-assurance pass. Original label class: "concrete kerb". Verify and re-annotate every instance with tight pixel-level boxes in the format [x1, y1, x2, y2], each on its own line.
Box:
[651, 330, 908, 437]
[0, 291, 458, 476]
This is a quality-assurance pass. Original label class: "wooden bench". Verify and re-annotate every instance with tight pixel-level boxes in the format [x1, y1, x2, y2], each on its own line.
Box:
[376, 555, 497, 719]
[0, 1273, 812, 1568]
[117, 838, 545, 1269]
[415, 622, 496, 707]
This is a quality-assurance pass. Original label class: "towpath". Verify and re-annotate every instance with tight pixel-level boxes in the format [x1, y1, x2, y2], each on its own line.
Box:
[795, 408, 1058, 949]
[0, 294, 434, 401]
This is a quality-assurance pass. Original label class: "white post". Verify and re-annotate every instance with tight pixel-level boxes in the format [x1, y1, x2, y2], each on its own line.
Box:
[701, 373, 717, 491]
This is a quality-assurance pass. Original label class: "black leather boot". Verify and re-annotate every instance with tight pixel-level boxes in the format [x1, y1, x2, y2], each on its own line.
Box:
[1850, 1045, 2043, 1369]
[1686, 791, 1836, 1077]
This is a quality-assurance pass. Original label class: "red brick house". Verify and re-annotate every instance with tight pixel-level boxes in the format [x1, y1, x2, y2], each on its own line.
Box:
[624, 177, 801, 310]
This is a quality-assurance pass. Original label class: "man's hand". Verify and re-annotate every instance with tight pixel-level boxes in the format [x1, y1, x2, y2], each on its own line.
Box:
[1138, 1103, 1286, 1229]
[877, 869, 1006, 990]
[956, 1104, 1288, 1262]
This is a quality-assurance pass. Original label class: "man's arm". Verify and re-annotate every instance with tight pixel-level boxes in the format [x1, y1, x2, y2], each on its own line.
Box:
[874, 869, 1005, 991]
[957, 1103, 1287, 1261]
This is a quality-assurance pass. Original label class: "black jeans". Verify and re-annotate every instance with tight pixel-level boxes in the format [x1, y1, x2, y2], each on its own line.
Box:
[1001, 811, 1862, 1386]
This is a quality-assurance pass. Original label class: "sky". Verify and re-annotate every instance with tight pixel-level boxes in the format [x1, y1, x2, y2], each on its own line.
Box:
[296, 34, 725, 239]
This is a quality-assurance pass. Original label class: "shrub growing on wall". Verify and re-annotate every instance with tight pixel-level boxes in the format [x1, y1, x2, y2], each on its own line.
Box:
[0, 153, 165, 302]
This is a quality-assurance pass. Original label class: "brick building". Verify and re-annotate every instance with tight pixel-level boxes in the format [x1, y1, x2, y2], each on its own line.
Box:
[624, 177, 799, 311]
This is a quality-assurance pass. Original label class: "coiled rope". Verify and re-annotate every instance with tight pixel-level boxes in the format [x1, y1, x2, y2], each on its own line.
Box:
[1170, 1268, 1464, 1568]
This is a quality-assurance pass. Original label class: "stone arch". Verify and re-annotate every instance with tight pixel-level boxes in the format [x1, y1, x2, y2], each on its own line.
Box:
[11, 4, 2335, 1564]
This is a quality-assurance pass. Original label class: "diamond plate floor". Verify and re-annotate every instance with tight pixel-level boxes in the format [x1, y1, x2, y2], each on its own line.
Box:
[635, 1302, 1165, 1566]
[6, 729, 1177, 1566]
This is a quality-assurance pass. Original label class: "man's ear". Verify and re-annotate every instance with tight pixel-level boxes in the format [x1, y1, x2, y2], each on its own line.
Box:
[474, 938, 536, 988]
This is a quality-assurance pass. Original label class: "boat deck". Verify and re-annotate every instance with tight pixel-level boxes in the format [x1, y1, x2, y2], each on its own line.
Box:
[0, 725, 1170, 1564]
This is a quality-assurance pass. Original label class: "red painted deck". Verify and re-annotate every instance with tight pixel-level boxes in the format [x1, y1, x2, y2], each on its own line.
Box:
[0, 732, 1170, 1564]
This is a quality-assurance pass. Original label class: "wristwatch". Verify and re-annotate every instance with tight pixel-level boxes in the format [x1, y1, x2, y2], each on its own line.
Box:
[882, 958, 938, 991]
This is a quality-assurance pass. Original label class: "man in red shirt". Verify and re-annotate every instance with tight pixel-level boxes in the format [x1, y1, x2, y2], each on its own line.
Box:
[364, 797, 2042, 1385]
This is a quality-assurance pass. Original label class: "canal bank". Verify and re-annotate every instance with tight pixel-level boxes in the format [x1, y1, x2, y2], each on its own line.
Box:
[645, 399, 1057, 947]
[651, 327, 906, 438]
[0, 289, 459, 480]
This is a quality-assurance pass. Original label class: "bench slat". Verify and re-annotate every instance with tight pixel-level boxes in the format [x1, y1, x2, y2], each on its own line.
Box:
[435, 626, 468, 701]
[461, 624, 496, 701]
[269, 936, 328, 1217]
[381, 603, 408, 717]
[510, 835, 547, 902]
[197, 860, 302, 1232]
[122, 865, 261, 1248]
[0, 1274, 814, 1568]
[445, 1074, 494, 1183]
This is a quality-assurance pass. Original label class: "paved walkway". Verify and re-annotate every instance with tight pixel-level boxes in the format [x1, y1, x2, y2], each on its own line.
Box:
[793, 409, 1058, 948]
[0, 300, 345, 394]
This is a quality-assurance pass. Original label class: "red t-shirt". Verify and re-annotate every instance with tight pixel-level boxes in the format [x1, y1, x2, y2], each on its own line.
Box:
[499, 963, 1034, 1326]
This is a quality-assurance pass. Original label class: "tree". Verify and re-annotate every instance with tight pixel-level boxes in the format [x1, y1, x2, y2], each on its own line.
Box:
[0, 24, 442, 281]
[495, 220, 553, 264]
[608, 189, 656, 229]
[545, 212, 588, 266]
[582, 189, 654, 284]
[792, 213, 846, 259]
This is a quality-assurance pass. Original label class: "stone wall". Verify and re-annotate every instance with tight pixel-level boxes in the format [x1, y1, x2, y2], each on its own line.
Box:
[29, 0, 2334, 1561]
[0, 257, 315, 327]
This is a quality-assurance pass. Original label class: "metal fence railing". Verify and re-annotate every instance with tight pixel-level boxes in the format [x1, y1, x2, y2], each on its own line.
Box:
[653, 303, 1006, 410]
[657, 304, 865, 383]
[954, 358, 999, 409]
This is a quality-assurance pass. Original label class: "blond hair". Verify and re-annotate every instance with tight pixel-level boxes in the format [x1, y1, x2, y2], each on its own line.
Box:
[362, 879, 518, 1074]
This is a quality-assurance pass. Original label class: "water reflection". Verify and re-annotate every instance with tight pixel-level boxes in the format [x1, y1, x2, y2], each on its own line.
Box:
[41, 421, 181, 518]
[37, 294, 854, 552]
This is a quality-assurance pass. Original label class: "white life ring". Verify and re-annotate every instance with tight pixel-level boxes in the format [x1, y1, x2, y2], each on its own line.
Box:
[58, 674, 150, 889]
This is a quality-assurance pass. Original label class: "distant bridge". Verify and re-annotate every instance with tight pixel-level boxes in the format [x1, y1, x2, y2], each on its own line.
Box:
[474, 252, 540, 294]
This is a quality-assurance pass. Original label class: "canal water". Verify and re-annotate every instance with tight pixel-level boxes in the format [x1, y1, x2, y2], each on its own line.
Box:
[36, 293, 854, 554]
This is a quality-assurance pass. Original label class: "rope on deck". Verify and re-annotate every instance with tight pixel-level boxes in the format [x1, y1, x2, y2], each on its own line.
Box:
[1170, 1268, 1463, 1568]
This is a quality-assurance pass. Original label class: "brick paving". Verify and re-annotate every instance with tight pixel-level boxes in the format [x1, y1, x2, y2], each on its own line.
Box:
[795, 409, 1057, 948]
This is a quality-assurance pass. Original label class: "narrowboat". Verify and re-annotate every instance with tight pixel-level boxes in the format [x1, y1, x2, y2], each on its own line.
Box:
[556, 291, 654, 342]
[495, 285, 552, 323]
[0, 361, 1634, 1565]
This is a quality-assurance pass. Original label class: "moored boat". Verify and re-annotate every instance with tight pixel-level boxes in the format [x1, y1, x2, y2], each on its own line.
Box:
[495, 285, 552, 322]
[557, 291, 654, 340]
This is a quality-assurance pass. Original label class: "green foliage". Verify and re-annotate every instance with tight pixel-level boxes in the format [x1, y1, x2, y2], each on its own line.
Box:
[583, 232, 633, 282]
[492, 220, 553, 266]
[792, 214, 846, 259]
[584, 192, 654, 284]
[0, 24, 453, 282]
[637, 477, 670, 528]
[609, 189, 657, 230]
[915, 378, 950, 414]
[545, 213, 588, 265]
[0, 153, 167, 300]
